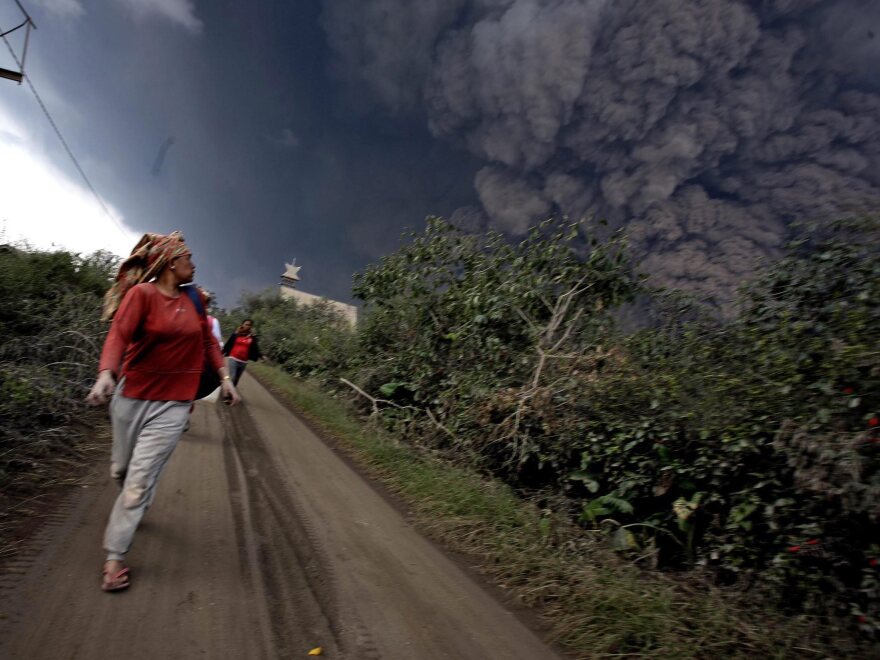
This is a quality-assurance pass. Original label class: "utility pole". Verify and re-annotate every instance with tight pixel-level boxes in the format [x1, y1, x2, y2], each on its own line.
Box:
[0, 0, 36, 84]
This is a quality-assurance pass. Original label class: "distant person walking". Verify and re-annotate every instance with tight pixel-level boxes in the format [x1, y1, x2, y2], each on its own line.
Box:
[201, 289, 223, 349]
[86, 231, 241, 592]
[222, 319, 262, 386]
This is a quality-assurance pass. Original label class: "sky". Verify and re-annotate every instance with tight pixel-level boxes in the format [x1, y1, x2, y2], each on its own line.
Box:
[1, 0, 878, 309]
[0, 0, 479, 307]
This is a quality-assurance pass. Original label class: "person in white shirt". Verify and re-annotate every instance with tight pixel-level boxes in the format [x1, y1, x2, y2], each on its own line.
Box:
[201, 289, 224, 349]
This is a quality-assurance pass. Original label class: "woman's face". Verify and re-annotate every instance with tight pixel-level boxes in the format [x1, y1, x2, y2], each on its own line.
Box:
[170, 253, 195, 283]
[241, 320, 253, 333]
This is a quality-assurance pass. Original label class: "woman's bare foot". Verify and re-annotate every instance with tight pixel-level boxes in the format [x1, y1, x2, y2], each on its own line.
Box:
[101, 560, 131, 592]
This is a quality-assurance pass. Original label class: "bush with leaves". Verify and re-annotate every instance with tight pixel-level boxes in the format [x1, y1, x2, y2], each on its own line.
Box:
[467, 219, 878, 627]
[232, 215, 879, 631]
[350, 218, 641, 469]
[0, 245, 117, 495]
[345, 217, 880, 627]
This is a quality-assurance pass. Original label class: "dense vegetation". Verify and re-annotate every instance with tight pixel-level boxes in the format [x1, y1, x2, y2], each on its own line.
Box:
[238, 216, 880, 633]
[0, 245, 116, 527]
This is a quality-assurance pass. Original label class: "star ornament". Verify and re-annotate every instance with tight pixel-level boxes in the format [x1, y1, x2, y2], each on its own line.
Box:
[283, 261, 301, 281]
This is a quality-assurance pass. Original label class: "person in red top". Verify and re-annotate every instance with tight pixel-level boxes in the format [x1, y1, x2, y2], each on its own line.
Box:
[86, 231, 241, 592]
[222, 319, 262, 385]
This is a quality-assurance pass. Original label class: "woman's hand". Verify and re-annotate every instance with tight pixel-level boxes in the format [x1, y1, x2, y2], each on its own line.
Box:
[86, 370, 116, 406]
[220, 378, 241, 406]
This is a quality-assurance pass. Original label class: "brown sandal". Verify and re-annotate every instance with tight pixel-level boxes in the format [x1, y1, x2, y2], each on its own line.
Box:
[101, 566, 131, 592]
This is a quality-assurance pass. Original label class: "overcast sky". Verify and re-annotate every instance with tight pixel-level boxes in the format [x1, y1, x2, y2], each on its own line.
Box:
[0, 0, 478, 307]
[1, 0, 878, 308]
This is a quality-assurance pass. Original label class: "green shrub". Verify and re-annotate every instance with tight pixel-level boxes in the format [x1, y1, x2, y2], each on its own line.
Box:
[221, 290, 356, 379]
[231, 215, 880, 633]
[0, 245, 116, 494]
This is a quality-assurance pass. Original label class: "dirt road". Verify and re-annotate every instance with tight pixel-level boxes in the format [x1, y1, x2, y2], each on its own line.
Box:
[0, 374, 561, 659]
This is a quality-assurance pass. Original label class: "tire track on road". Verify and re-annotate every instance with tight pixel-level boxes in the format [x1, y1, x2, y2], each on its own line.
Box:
[236, 373, 559, 660]
[220, 401, 343, 658]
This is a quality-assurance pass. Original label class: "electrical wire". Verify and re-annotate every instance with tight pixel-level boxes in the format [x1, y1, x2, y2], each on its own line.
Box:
[1, 13, 132, 244]
[0, 18, 28, 38]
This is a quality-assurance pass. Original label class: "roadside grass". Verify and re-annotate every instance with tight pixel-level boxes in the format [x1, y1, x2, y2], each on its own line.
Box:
[250, 363, 869, 659]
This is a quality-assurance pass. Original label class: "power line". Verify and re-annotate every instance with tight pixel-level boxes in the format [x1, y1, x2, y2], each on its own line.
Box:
[1, 12, 132, 244]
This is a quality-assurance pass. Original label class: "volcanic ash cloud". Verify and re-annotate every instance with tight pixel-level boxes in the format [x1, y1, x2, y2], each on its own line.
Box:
[322, 0, 880, 302]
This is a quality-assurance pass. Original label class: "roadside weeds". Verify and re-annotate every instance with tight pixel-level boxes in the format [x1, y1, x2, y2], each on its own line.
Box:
[0, 415, 109, 563]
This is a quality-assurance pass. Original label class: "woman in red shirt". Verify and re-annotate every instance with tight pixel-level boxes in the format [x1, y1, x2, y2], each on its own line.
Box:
[222, 319, 262, 385]
[86, 231, 240, 592]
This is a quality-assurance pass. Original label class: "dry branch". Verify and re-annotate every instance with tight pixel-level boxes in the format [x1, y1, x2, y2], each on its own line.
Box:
[501, 277, 599, 462]
[339, 377, 460, 445]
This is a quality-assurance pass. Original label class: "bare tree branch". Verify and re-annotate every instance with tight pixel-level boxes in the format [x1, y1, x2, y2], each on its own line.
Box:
[339, 377, 462, 446]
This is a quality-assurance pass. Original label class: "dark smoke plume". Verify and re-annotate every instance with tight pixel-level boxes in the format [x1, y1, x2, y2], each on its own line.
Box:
[322, 0, 880, 301]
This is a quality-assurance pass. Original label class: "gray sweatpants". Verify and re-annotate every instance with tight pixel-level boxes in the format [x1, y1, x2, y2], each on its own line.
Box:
[103, 382, 190, 561]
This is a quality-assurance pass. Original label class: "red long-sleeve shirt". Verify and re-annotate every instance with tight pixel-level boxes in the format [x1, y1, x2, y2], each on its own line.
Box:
[98, 283, 224, 401]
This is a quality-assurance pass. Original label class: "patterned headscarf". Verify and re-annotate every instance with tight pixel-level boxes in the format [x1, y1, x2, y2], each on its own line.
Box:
[102, 231, 190, 321]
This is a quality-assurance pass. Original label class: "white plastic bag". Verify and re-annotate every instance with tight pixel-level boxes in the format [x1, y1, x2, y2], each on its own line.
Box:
[200, 387, 221, 403]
